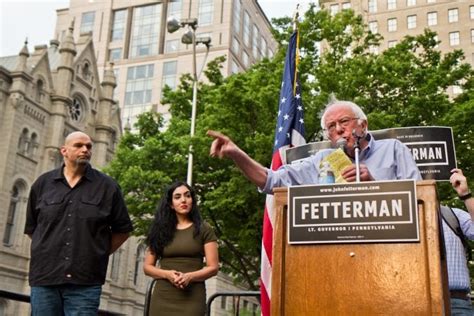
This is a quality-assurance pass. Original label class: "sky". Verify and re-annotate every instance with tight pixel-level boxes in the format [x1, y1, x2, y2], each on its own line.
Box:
[0, 0, 315, 57]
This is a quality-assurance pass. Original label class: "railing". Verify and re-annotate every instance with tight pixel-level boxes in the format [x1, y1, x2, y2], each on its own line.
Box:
[206, 291, 260, 316]
[0, 289, 30, 302]
[143, 279, 260, 316]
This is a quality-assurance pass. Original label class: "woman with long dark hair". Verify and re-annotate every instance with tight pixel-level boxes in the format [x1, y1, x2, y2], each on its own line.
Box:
[144, 181, 219, 315]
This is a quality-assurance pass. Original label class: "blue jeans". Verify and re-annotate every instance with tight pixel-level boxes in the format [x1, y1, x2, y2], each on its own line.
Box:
[30, 284, 102, 316]
[451, 298, 474, 316]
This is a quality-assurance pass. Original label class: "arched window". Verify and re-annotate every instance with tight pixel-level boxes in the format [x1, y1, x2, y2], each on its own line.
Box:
[29, 133, 39, 156]
[82, 62, 91, 81]
[110, 250, 121, 281]
[36, 79, 44, 103]
[3, 184, 22, 246]
[134, 244, 146, 286]
[17, 128, 29, 154]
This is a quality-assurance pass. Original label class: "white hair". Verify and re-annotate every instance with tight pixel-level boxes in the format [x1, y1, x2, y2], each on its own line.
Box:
[320, 98, 367, 130]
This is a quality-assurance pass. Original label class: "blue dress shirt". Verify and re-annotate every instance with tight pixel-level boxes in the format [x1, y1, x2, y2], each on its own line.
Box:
[443, 207, 474, 291]
[261, 133, 422, 194]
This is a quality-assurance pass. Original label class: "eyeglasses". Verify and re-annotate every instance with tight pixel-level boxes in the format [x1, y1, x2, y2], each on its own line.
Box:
[325, 117, 359, 134]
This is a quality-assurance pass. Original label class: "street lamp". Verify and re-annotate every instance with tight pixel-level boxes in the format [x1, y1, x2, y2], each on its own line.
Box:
[167, 17, 211, 186]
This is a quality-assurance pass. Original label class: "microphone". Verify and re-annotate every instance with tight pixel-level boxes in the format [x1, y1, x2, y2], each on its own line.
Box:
[335, 138, 347, 150]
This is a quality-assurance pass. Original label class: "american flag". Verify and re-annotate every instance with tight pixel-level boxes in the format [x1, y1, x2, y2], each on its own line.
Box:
[260, 30, 305, 316]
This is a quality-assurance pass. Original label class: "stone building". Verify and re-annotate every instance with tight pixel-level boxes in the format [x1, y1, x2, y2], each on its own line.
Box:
[53, 0, 278, 129]
[0, 21, 133, 314]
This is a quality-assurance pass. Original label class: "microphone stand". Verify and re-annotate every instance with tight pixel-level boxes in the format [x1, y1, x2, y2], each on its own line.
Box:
[353, 134, 362, 183]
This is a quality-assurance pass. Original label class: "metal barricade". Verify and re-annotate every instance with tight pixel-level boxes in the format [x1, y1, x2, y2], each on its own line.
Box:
[206, 291, 260, 316]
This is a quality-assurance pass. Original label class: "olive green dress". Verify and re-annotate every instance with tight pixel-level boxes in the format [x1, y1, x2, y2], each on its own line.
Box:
[149, 222, 217, 316]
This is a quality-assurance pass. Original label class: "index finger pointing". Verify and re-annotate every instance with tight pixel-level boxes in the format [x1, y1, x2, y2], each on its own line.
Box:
[207, 130, 226, 140]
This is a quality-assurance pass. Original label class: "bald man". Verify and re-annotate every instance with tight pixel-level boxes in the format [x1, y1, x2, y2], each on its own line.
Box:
[25, 132, 133, 316]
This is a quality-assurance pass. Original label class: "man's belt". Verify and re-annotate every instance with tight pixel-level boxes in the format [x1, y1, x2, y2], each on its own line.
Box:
[450, 290, 470, 300]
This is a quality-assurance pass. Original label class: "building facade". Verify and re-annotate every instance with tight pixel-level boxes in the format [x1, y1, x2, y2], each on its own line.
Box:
[320, 0, 474, 71]
[54, 0, 278, 129]
[0, 0, 275, 315]
[0, 21, 136, 314]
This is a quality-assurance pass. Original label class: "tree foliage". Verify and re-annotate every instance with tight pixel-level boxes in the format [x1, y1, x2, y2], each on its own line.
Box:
[105, 6, 474, 288]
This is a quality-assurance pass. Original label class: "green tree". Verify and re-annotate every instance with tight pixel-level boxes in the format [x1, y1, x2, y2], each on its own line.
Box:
[106, 6, 474, 288]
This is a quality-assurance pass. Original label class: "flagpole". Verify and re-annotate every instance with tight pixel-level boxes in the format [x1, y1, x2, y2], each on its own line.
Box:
[293, 4, 300, 31]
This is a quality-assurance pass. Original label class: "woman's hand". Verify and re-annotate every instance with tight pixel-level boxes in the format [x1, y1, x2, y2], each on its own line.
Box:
[174, 272, 193, 289]
[166, 270, 182, 287]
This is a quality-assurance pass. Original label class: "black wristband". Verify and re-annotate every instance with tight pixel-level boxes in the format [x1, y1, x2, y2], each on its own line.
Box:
[459, 192, 472, 201]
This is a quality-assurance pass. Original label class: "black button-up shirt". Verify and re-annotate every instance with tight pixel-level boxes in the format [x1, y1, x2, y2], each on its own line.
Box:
[24, 164, 133, 286]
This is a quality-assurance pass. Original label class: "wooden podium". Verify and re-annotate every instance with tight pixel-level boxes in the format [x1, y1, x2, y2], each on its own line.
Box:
[270, 180, 450, 315]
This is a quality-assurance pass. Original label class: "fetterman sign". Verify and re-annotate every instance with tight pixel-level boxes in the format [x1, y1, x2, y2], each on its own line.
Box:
[288, 180, 419, 244]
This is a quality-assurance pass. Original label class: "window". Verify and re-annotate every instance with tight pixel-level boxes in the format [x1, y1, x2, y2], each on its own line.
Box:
[36, 79, 44, 103]
[162, 61, 177, 92]
[449, 32, 459, 46]
[133, 245, 146, 285]
[70, 97, 84, 122]
[110, 250, 121, 281]
[231, 36, 240, 55]
[3, 183, 23, 246]
[82, 62, 91, 81]
[387, 0, 396, 10]
[427, 0, 436, 2]
[80, 11, 95, 34]
[330, 4, 339, 16]
[164, 39, 179, 53]
[407, 15, 417, 29]
[448, 8, 458, 23]
[29, 133, 38, 156]
[388, 40, 397, 48]
[111, 10, 127, 41]
[252, 25, 259, 59]
[449, 31, 460, 46]
[233, 0, 241, 34]
[220, 296, 227, 309]
[471, 6, 474, 19]
[407, 0, 416, 6]
[168, 0, 182, 19]
[109, 48, 122, 61]
[342, 2, 351, 10]
[368, 0, 377, 13]
[18, 128, 29, 154]
[242, 51, 249, 68]
[243, 11, 250, 47]
[198, 0, 213, 26]
[427, 12, 437, 26]
[129, 4, 161, 58]
[231, 59, 240, 74]
[388, 18, 397, 32]
[369, 21, 378, 34]
[260, 37, 267, 58]
[471, 29, 474, 43]
[125, 64, 154, 106]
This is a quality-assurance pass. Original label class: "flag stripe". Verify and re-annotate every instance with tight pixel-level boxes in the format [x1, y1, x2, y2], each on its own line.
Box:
[260, 29, 305, 316]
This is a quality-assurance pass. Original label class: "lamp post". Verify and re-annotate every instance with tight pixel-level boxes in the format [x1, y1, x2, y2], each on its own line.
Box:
[167, 17, 211, 186]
